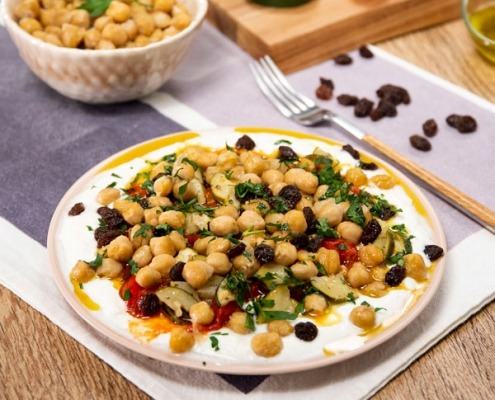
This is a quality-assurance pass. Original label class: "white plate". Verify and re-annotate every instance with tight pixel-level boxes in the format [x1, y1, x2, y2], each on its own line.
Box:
[47, 127, 446, 375]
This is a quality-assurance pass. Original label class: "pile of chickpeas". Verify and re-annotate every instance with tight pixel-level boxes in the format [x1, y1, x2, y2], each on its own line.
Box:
[70, 136, 430, 358]
[13, 0, 191, 49]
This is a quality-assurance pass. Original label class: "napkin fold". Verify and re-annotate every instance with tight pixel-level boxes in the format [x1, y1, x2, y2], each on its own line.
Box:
[1, 19, 495, 400]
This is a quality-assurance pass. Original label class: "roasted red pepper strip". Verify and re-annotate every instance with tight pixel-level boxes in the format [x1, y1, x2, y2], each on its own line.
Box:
[322, 239, 359, 266]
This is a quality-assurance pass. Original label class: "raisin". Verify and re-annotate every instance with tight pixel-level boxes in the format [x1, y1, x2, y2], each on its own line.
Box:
[235, 135, 256, 150]
[302, 206, 317, 232]
[278, 145, 299, 161]
[354, 98, 374, 118]
[227, 242, 246, 259]
[294, 321, 318, 341]
[424, 244, 444, 261]
[278, 185, 302, 209]
[138, 293, 160, 317]
[446, 114, 477, 133]
[342, 144, 360, 160]
[94, 228, 124, 248]
[380, 208, 396, 221]
[410, 134, 432, 151]
[97, 207, 127, 230]
[290, 283, 311, 302]
[385, 265, 406, 287]
[254, 244, 275, 264]
[359, 161, 378, 171]
[359, 45, 374, 58]
[316, 77, 334, 100]
[337, 94, 358, 106]
[306, 235, 324, 252]
[376, 84, 410, 105]
[377, 99, 397, 117]
[68, 202, 85, 216]
[169, 261, 186, 281]
[290, 233, 310, 250]
[334, 54, 353, 65]
[361, 219, 382, 245]
[422, 119, 438, 137]
[139, 198, 150, 209]
[369, 107, 384, 121]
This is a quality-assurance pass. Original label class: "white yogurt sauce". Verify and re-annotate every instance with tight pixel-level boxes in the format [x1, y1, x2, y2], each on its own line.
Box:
[55, 129, 436, 365]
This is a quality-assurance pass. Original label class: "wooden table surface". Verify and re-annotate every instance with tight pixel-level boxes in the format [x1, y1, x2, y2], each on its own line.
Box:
[1, 18, 495, 400]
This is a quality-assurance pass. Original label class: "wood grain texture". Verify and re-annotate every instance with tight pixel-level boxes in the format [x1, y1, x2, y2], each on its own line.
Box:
[1, 18, 495, 400]
[208, 0, 461, 73]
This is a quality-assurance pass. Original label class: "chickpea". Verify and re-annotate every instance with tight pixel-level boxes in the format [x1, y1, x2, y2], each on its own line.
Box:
[290, 261, 318, 281]
[41, 32, 63, 46]
[120, 19, 138, 41]
[14, 0, 40, 19]
[261, 169, 284, 185]
[158, 210, 185, 229]
[268, 181, 287, 196]
[403, 253, 428, 281]
[203, 166, 219, 184]
[132, 245, 153, 268]
[96, 187, 120, 205]
[171, 12, 190, 30]
[241, 233, 264, 249]
[265, 213, 284, 233]
[336, 221, 363, 244]
[242, 199, 269, 216]
[238, 173, 262, 185]
[96, 258, 123, 279]
[148, 254, 175, 276]
[358, 244, 385, 267]
[153, 176, 173, 197]
[274, 242, 298, 266]
[237, 210, 266, 232]
[129, 224, 153, 248]
[350, 305, 376, 329]
[173, 162, 195, 180]
[19, 17, 42, 34]
[106, 235, 133, 262]
[227, 311, 253, 334]
[113, 199, 144, 226]
[206, 252, 232, 275]
[206, 238, 231, 255]
[105, 1, 130, 22]
[244, 154, 270, 176]
[370, 174, 396, 189]
[135, 265, 162, 288]
[209, 215, 239, 236]
[281, 210, 307, 234]
[214, 205, 239, 219]
[182, 260, 214, 289]
[304, 293, 328, 316]
[71, 9, 91, 29]
[154, 0, 174, 13]
[313, 185, 329, 201]
[314, 200, 343, 227]
[169, 328, 195, 353]
[143, 206, 162, 227]
[134, 11, 155, 36]
[267, 320, 294, 337]
[146, 196, 172, 208]
[316, 248, 341, 275]
[371, 266, 388, 282]
[94, 15, 113, 32]
[189, 301, 214, 325]
[149, 236, 176, 256]
[183, 146, 218, 169]
[232, 245, 260, 277]
[193, 236, 213, 255]
[101, 23, 128, 47]
[284, 168, 318, 194]
[169, 230, 186, 252]
[251, 332, 283, 358]
[346, 262, 373, 288]
[345, 167, 368, 187]
[216, 151, 238, 171]
[71, 260, 95, 283]
[295, 196, 313, 211]
[360, 281, 388, 297]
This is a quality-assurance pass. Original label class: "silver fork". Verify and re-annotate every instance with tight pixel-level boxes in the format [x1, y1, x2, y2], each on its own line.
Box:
[250, 55, 495, 234]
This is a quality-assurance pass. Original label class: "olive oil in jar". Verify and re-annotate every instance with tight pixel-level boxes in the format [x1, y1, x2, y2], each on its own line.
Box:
[468, 2, 495, 62]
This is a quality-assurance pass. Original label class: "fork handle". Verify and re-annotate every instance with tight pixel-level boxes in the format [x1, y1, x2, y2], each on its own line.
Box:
[362, 134, 495, 234]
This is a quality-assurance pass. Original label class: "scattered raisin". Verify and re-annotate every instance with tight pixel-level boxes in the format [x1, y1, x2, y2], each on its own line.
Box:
[424, 244, 444, 261]
[385, 265, 406, 287]
[290, 233, 310, 250]
[380, 208, 396, 221]
[361, 219, 382, 245]
[359, 45, 374, 58]
[254, 244, 275, 264]
[68, 202, 85, 216]
[334, 54, 353, 65]
[306, 235, 324, 252]
[278, 184, 302, 209]
[94, 228, 124, 248]
[290, 283, 312, 302]
[227, 242, 247, 259]
[138, 293, 160, 316]
[354, 98, 374, 118]
[235, 135, 256, 150]
[376, 84, 410, 105]
[303, 206, 317, 232]
[446, 114, 477, 133]
[316, 77, 334, 100]
[422, 119, 438, 137]
[294, 321, 318, 341]
[342, 144, 360, 160]
[359, 161, 378, 171]
[97, 207, 127, 230]
[278, 145, 299, 161]
[169, 261, 186, 281]
[409, 134, 432, 151]
[369, 107, 385, 121]
[337, 94, 358, 106]
[377, 99, 397, 117]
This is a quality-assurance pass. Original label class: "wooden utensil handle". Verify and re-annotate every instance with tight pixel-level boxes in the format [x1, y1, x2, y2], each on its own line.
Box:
[362, 134, 495, 232]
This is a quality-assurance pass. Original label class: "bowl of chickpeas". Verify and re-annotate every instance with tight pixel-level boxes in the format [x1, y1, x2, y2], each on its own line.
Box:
[1, 0, 208, 103]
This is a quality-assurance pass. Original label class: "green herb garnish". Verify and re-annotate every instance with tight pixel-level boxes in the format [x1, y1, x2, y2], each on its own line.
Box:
[78, 0, 112, 17]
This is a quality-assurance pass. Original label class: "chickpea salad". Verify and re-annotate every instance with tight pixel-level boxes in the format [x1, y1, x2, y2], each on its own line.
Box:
[49, 128, 446, 373]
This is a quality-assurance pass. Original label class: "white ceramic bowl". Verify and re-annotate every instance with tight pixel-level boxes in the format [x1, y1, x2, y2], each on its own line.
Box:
[1, 0, 208, 103]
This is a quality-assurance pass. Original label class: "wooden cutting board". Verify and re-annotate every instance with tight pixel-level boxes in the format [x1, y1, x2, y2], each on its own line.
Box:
[207, 0, 460, 73]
